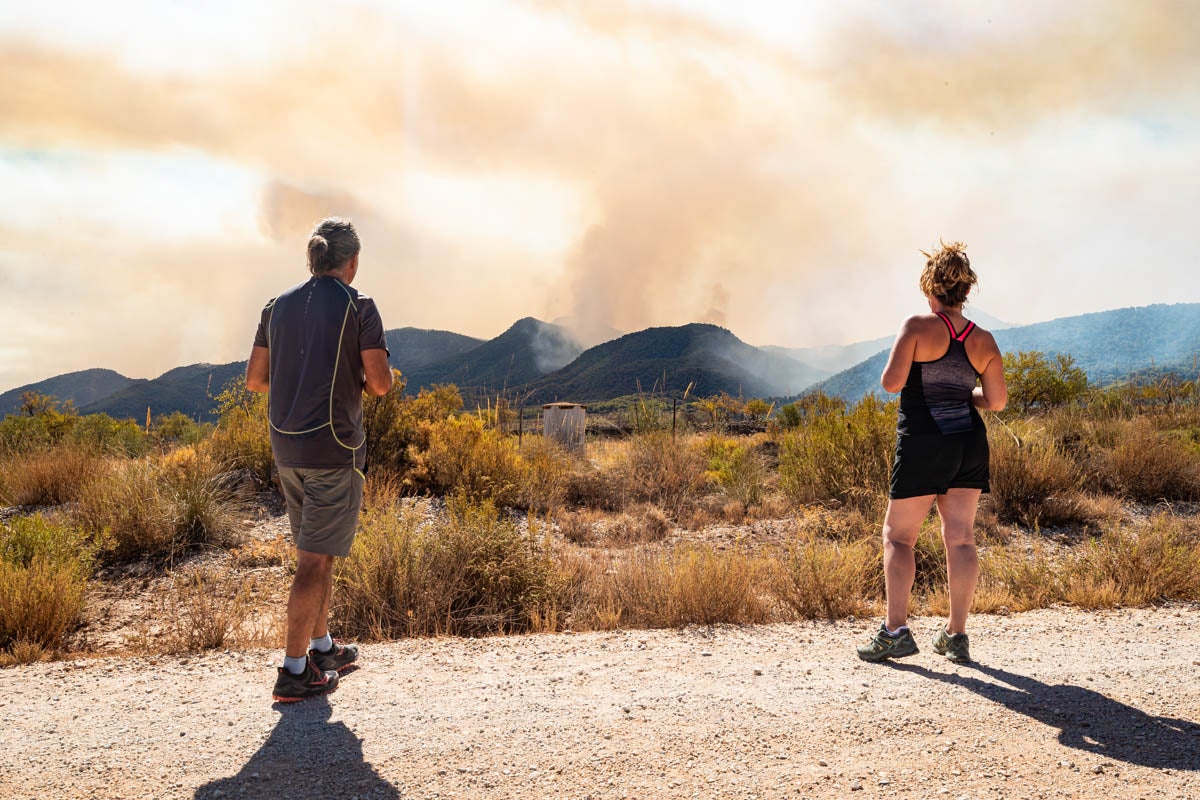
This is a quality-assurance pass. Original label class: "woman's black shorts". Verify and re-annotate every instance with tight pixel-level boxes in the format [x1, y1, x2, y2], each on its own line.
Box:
[890, 425, 990, 499]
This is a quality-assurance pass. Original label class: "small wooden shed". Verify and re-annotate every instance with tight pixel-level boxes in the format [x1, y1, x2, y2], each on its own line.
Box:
[542, 402, 587, 452]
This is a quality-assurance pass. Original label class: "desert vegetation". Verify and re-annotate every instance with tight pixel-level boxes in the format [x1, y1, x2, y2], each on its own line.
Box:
[1, 354, 1198, 665]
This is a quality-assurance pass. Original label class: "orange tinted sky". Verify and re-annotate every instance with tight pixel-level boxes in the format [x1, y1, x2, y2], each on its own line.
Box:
[2, 0, 1199, 391]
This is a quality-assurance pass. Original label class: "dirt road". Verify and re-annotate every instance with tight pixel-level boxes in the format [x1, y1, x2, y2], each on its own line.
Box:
[2, 607, 1198, 800]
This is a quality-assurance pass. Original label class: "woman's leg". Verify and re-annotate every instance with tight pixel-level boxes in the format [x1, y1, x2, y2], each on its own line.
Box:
[883, 495, 937, 630]
[935, 488, 982, 634]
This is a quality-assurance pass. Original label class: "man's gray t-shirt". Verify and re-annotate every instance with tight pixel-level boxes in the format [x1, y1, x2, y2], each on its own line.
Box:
[253, 275, 388, 471]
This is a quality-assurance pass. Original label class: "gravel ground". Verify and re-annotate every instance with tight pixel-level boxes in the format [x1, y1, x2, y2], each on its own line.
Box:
[2, 606, 1199, 800]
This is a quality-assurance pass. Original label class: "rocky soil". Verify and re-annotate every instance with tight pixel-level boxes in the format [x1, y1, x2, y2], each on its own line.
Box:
[2, 606, 1199, 800]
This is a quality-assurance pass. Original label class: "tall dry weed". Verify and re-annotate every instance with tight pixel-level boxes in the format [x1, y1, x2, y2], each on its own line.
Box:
[153, 566, 258, 653]
[622, 432, 706, 515]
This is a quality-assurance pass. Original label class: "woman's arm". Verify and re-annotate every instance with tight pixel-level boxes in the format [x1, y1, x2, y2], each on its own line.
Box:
[972, 334, 1007, 411]
[880, 316, 920, 393]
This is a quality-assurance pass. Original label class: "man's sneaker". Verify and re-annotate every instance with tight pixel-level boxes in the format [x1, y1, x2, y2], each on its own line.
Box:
[272, 659, 339, 703]
[932, 627, 971, 663]
[309, 640, 359, 673]
[856, 623, 919, 662]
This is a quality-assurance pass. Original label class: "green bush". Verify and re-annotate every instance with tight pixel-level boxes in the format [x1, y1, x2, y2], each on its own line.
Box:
[703, 435, 768, 506]
[0, 516, 93, 660]
[206, 378, 273, 485]
[778, 395, 895, 512]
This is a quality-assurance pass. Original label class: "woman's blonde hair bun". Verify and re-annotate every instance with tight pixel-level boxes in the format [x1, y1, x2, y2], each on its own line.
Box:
[919, 240, 977, 307]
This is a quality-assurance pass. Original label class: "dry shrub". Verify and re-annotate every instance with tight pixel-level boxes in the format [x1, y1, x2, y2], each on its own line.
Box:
[1066, 515, 1200, 608]
[555, 509, 599, 545]
[0, 446, 105, 507]
[622, 432, 706, 514]
[605, 505, 671, 545]
[778, 396, 895, 513]
[230, 535, 294, 569]
[0, 516, 92, 660]
[362, 469, 405, 510]
[74, 450, 244, 563]
[595, 546, 771, 628]
[1094, 417, 1200, 502]
[334, 496, 561, 639]
[520, 437, 574, 512]
[986, 429, 1088, 527]
[419, 416, 524, 506]
[772, 531, 881, 619]
[154, 566, 257, 653]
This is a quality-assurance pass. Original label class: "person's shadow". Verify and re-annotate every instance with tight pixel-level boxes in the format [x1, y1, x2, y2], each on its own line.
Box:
[194, 697, 401, 799]
[886, 661, 1200, 771]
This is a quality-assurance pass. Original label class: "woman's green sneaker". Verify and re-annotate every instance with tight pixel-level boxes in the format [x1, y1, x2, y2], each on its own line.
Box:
[856, 623, 919, 662]
[932, 627, 971, 662]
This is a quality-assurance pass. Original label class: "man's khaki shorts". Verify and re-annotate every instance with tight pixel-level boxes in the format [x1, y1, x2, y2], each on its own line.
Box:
[277, 467, 363, 557]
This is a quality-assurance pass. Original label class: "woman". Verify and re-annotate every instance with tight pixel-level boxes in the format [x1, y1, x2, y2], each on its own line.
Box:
[856, 242, 1007, 664]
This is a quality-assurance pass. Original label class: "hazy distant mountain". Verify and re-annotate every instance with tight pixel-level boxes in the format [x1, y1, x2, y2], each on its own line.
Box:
[82, 362, 247, 421]
[0, 368, 135, 417]
[811, 303, 1200, 402]
[767, 308, 1015, 374]
[386, 328, 484, 375]
[526, 323, 830, 404]
[402, 318, 583, 395]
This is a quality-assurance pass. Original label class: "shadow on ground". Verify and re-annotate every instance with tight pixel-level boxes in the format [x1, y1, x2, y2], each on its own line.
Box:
[194, 696, 400, 799]
[888, 661, 1200, 771]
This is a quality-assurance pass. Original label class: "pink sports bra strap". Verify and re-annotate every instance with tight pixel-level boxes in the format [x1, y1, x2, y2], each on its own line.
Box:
[935, 312, 975, 341]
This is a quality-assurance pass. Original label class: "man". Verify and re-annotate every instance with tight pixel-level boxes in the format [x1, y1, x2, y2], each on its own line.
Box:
[246, 217, 393, 702]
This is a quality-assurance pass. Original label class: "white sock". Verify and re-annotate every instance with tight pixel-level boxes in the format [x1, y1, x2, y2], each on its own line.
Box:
[282, 655, 308, 675]
[885, 624, 908, 637]
[310, 634, 333, 653]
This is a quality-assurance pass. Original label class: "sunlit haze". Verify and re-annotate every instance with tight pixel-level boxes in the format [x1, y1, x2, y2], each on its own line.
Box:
[2, 0, 1198, 391]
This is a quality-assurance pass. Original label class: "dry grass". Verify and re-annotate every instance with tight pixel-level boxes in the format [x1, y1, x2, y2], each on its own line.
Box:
[0, 446, 106, 507]
[591, 545, 772, 628]
[1066, 515, 1200, 607]
[334, 496, 561, 639]
[1094, 417, 1200, 502]
[604, 505, 671, 545]
[622, 432, 707, 515]
[519, 437, 574, 512]
[73, 449, 245, 563]
[772, 530, 881, 619]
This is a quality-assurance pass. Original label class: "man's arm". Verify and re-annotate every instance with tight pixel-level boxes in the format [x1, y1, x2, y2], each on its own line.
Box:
[362, 349, 393, 396]
[246, 346, 270, 393]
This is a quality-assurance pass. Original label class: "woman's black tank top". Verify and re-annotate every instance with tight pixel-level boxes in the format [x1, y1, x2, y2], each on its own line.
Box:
[897, 312, 983, 436]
